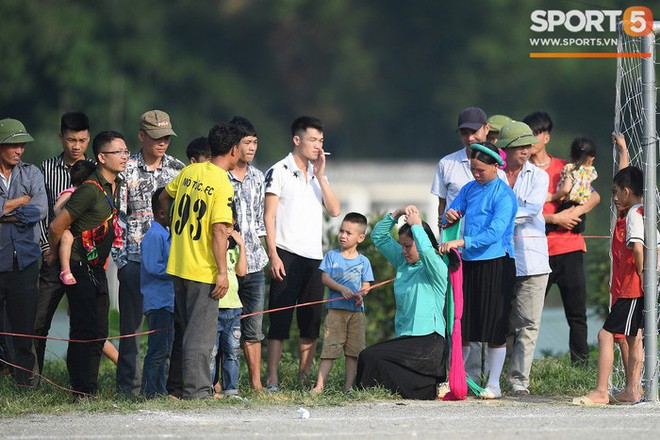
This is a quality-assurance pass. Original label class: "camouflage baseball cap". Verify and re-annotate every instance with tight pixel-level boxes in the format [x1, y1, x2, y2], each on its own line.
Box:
[140, 110, 177, 138]
[487, 114, 513, 133]
[0, 118, 34, 144]
[495, 121, 540, 149]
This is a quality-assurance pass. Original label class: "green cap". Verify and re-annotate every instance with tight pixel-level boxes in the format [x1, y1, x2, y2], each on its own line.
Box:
[140, 110, 177, 138]
[0, 118, 34, 144]
[487, 114, 513, 133]
[495, 121, 540, 149]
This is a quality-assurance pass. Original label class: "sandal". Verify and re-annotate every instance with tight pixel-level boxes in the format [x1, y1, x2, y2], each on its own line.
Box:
[59, 269, 77, 285]
[265, 384, 280, 393]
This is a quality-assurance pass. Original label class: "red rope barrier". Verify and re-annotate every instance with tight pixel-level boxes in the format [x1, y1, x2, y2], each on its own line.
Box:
[513, 234, 610, 239]
[0, 357, 92, 397]
[0, 328, 167, 343]
[240, 278, 395, 319]
[0, 279, 395, 341]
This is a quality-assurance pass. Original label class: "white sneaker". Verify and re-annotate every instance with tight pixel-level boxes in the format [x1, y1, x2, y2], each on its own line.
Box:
[479, 385, 502, 399]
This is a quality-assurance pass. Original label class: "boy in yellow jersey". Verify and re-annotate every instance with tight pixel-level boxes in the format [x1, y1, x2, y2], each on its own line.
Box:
[160, 122, 243, 400]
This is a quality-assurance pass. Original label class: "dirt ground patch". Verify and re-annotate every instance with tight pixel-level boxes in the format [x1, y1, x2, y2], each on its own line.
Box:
[3, 396, 660, 439]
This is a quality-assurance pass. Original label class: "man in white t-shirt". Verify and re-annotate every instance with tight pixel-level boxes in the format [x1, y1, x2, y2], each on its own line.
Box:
[263, 116, 341, 391]
[431, 107, 492, 222]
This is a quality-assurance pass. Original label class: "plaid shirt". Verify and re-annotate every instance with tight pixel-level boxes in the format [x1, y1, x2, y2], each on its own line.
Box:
[228, 164, 268, 273]
[115, 151, 185, 269]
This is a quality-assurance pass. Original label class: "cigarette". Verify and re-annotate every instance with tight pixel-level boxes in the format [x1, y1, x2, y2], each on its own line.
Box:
[324, 152, 331, 156]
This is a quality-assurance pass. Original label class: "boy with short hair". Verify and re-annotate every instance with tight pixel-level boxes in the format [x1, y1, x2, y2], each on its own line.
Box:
[160, 121, 242, 399]
[186, 137, 211, 164]
[573, 163, 645, 405]
[227, 116, 269, 392]
[312, 212, 374, 393]
[140, 187, 175, 398]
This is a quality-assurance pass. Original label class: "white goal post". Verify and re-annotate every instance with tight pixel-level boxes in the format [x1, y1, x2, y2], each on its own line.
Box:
[614, 21, 660, 403]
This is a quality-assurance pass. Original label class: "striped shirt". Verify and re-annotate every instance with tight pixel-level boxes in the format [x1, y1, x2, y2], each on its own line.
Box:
[228, 164, 268, 273]
[38, 153, 91, 252]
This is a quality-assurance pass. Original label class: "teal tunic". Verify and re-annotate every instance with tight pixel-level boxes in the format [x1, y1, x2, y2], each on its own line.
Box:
[371, 214, 447, 337]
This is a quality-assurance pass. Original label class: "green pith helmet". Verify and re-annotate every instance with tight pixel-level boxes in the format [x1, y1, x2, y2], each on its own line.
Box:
[0, 118, 34, 144]
[487, 114, 513, 133]
[495, 121, 540, 149]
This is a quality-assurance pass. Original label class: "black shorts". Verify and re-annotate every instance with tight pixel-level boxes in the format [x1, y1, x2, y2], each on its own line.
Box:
[267, 248, 324, 340]
[603, 297, 644, 336]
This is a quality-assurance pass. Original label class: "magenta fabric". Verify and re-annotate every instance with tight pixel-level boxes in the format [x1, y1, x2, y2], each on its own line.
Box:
[443, 249, 467, 401]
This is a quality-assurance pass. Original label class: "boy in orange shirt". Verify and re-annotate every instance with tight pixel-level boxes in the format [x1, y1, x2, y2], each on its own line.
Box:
[573, 161, 644, 405]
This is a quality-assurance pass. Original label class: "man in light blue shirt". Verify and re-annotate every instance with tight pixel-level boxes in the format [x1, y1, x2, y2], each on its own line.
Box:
[497, 122, 551, 395]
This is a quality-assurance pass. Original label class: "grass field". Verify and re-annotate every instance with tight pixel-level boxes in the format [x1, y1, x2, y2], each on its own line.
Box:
[0, 349, 600, 416]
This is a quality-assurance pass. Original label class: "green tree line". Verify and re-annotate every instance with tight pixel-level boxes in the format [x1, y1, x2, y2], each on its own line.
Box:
[3, 0, 656, 340]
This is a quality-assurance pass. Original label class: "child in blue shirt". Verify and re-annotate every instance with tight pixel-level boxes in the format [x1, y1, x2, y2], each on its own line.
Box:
[140, 187, 174, 398]
[312, 212, 374, 393]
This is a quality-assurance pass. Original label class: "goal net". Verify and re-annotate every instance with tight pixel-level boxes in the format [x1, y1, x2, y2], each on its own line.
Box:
[613, 23, 660, 401]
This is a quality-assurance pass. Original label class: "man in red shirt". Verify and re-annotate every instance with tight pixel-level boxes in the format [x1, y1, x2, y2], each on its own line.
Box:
[524, 112, 601, 365]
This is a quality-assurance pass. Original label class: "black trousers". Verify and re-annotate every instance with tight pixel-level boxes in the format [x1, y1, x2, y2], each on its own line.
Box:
[357, 333, 446, 400]
[0, 259, 39, 386]
[267, 248, 323, 340]
[66, 260, 109, 394]
[34, 259, 67, 374]
[546, 251, 588, 363]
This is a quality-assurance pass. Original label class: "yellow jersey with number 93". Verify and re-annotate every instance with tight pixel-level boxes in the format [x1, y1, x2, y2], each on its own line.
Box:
[165, 162, 234, 284]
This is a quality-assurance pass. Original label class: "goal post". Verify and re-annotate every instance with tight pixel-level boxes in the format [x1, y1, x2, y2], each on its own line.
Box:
[614, 21, 660, 403]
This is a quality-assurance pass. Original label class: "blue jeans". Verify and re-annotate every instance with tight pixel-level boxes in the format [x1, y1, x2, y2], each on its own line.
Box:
[211, 308, 242, 394]
[141, 308, 174, 398]
[237, 271, 265, 342]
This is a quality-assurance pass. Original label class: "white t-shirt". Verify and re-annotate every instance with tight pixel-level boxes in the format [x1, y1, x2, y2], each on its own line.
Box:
[626, 203, 645, 248]
[265, 153, 324, 260]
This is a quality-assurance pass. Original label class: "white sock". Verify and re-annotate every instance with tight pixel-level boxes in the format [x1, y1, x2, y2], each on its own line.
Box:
[486, 347, 506, 389]
[462, 345, 471, 366]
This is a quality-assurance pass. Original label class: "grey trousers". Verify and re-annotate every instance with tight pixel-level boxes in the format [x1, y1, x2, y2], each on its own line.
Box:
[507, 273, 549, 389]
[116, 261, 144, 395]
[174, 277, 218, 399]
[464, 342, 487, 384]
